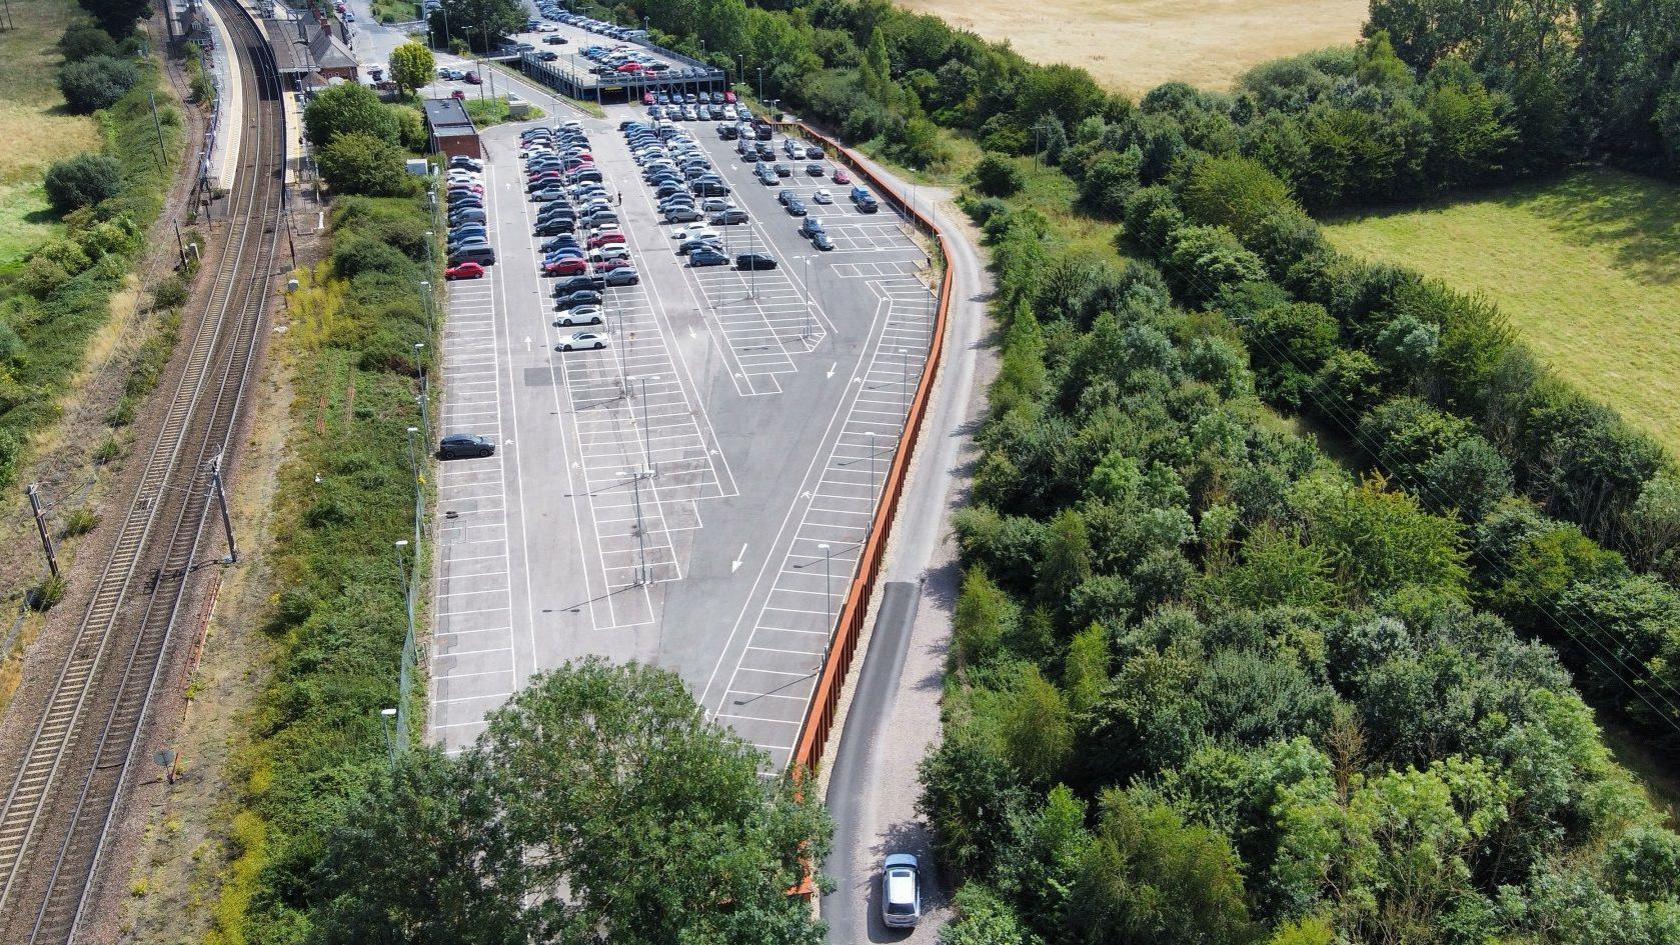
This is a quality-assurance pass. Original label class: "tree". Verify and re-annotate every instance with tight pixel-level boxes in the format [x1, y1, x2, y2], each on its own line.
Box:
[43, 154, 123, 214]
[319, 133, 416, 197]
[941, 885, 1041, 945]
[310, 660, 829, 944]
[56, 55, 139, 113]
[974, 152, 1023, 198]
[77, 0, 149, 37]
[304, 82, 400, 148]
[432, 0, 527, 53]
[389, 42, 435, 96]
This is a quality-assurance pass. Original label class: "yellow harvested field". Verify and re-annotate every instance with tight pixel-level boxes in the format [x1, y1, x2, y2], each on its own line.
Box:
[896, 0, 1367, 94]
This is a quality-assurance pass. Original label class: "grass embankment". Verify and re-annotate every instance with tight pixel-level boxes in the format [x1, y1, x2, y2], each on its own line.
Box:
[1326, 168, 1680, 455]
[463, 94, 544, 126]
[0, 0, 103, 263]
[0, 53, 183, 487]
[896, 0, 1365, 93]
[206, 194, 439, 942]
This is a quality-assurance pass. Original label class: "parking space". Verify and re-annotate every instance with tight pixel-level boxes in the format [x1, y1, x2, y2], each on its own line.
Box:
[425, 69, 940, 766]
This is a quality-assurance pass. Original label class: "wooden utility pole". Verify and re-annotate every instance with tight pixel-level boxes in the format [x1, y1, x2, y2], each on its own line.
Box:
[26, 485, 60, 580]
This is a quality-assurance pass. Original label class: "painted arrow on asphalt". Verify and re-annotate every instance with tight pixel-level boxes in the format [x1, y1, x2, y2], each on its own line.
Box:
[732, 543, 748, 573]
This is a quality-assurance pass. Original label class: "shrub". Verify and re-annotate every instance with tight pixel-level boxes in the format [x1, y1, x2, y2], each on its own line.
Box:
[30, 575, 67, 611]
[152, 273, 188, 309]
[59, 23, 118, 61]
[44, 154, 125, 215]
[62, 507, 100, 537]
[973, 152, 1023, 197]
[302, 82, 400, 147]
[57, 55, 140, 113]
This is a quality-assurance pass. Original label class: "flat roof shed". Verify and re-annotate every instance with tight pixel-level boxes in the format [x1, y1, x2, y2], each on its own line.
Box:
[422, 97, 481, 159]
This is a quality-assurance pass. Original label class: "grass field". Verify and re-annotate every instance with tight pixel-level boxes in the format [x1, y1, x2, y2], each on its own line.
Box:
[1326, 168, 1680, 456]
[895, 0, 1366, 94]
[0, 0, 103, 264]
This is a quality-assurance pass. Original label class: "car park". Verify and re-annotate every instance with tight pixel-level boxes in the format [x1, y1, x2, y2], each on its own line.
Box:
[557, 331, 609, 352]
[444, 261, 486, 280]
[438, 433, 495, 459]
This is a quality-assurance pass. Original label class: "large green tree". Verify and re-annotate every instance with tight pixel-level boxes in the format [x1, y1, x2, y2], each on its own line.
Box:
[308, 660, 829, 945]
[388, 42, 435, 96]
[303, 82, 400, 148]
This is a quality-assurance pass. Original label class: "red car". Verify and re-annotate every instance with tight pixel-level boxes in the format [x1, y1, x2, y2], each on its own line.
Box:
[643, 92, 655, 105]
[593, 256, 633, 272]
[545, 258, 588, 276]
[451, 89, 466, 101]
[724, 90, 737, 103]
[587, 232, 626, 249]
[832, 168, 851, 184]
[445, 262, 486, 280]
[617, 62, 643, 73]
[464, 71, 482, 85]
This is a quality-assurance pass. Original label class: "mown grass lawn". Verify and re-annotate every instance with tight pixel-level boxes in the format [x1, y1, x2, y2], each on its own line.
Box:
[0, 0, 102, 265]
[1326, 168, 1680, 455]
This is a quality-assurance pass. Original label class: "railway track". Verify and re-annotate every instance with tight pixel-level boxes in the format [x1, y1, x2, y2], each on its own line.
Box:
[0, 2, 285, 940]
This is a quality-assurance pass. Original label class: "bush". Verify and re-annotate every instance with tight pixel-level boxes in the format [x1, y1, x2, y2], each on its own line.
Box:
[973, 152, 1024, 197]
[44, 154, 124, 215]
[319, 133, 416, 197]
[152, 273, 188, 309]
[60, 23, 118, 62]
[30, 575, 67, 611]
[57, 55, 140, 113]
[62, 507, 100, 537]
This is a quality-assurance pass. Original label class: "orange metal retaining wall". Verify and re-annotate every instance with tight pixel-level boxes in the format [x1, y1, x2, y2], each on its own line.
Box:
[773, 122, 955, 775]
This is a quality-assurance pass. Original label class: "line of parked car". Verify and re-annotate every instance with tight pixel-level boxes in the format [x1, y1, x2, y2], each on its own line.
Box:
[444, 155, 496, 276]
[524, 122, 638, 353]
[624, 120, 783, 271]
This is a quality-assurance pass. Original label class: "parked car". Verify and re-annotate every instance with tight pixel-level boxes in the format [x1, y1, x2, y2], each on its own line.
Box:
[444, 261, 486, 280]
[832, 167, 852, 184]
[736, 252, 778, 271]
[557, 331, 609, 351]
[603, 267, 640, 286]
[812, 231, 835, 251]
[688, 247, 729, 267]
[552, 275, 605, 296]
[554, 305, 603, 327]
[555, 289, 604, 308]
[710, 209, 749, 225]
[812, 188, 833, 204]
[439, 433, 495, 459]
[799, 217, 826, 239]
[785, 197, 808, 216]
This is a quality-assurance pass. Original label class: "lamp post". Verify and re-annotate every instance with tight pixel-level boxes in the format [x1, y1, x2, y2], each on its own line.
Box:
[801, 254, 814, 345]
[898, 348, 909, 418]
[756, 65, 764, 104]
[818, 542, 832, 637]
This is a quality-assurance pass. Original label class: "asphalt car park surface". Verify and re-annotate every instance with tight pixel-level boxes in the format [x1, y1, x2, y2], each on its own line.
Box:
[427, 99, 938, 771]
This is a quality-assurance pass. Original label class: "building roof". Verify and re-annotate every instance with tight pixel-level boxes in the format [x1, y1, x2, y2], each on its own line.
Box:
[422, 97, 474, 130]
[267, 16, 356, 74]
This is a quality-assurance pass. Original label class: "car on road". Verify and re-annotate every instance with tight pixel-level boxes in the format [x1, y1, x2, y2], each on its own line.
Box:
[444, 261, 486, 280]
[557, 331, 609, 351]
[438, 433, 495, 459]
[554, 305, 603, 327]
[688, 247, 729, 267]
[881, 854, 921, 928]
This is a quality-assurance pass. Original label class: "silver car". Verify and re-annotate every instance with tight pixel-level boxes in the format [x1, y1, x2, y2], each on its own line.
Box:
[881, 854, 920, 928]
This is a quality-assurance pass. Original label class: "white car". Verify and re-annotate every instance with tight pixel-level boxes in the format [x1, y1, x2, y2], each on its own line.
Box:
[812, 188, 833, 204]
[557, 331, 609, 351]
[881, 854, 921, 928]
[536, 22, 559, 31]
[670, 226, 719, 243]
[589, 245, 632, 263]
[554, 306, 603, 327]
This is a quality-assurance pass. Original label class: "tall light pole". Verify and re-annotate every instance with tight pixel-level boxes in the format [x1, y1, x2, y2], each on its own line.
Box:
[818, 542, 832, 638]
[756, 65, 764, 104]
[801, 254, 814, 346]
[898, 348, 909, 418]
[379, 707, 398, 767]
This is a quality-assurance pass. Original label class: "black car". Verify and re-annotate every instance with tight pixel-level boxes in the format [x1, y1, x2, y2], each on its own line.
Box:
[439, 433, 495, 459]
[806, 162, 825, 176]
[552, 274, 605, 294]
[785, 197, 808, 216]
[688, 247, 729, 267]
[812, 231, 835, 251]
[539, 50, 559, 61]
[555, 289, 604, 309]
[736, 252, 778, 271]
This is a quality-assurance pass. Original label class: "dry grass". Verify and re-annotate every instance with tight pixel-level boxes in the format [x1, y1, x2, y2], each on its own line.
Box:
[1326, 168, 1680, 456]
[896, 0, 1367, 94]
[0, 0, 102, 262]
